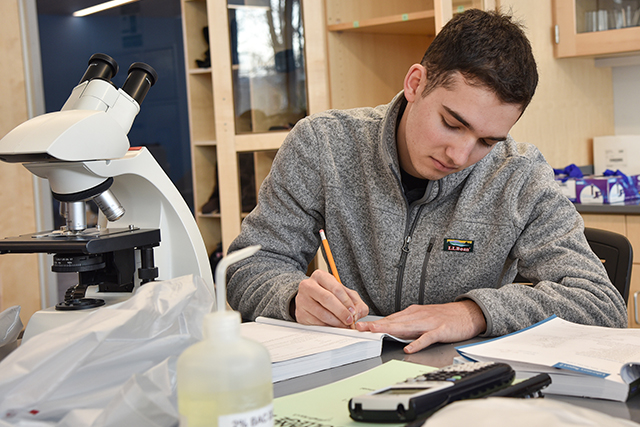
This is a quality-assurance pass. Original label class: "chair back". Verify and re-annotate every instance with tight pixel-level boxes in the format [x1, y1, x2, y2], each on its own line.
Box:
[583, 227, 633, 302]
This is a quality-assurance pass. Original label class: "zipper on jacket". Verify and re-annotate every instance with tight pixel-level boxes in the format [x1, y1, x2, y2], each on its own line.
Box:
[418, 237, 436, 305]
[394, 203, 426, 312]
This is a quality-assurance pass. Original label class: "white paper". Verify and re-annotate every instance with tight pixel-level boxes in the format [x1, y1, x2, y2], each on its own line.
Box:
[458, 316, 640, 381]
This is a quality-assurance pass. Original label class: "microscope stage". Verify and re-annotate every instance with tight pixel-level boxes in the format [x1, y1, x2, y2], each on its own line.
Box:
[0, 227, 160, 254]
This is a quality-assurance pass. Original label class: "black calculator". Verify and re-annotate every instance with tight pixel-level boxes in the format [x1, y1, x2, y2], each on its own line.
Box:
[348, 361, 515, 422]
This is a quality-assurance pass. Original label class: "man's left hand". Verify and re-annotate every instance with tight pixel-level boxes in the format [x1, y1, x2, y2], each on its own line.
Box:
[354, 300, 487, 354]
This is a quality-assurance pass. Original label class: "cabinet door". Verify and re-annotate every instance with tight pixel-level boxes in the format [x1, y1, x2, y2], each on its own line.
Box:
[553, 0, 640, 58]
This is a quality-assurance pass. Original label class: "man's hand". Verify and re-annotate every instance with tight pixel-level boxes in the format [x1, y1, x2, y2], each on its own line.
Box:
[355, 300, 486, 353]
[294, 270, 369, 328]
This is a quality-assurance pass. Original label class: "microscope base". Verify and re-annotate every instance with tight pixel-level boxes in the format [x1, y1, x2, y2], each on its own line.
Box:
[23, 291, 133, 342]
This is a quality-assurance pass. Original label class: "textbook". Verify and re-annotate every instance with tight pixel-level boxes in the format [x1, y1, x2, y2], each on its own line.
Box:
[456, 315, 640, 402]
[240, 317, 409, 383]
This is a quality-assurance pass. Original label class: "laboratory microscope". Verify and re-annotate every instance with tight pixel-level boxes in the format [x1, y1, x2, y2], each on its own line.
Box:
[0, 53, 213, 340]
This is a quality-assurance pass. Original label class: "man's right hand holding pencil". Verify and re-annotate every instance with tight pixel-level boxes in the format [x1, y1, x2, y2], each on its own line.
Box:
[293, 269, 369, 329]
[292, 229, 369, 328]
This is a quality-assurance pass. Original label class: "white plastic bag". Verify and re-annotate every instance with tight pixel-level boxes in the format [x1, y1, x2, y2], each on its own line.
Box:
[0, 306, 22, 362]
[0, 274, 214, 426]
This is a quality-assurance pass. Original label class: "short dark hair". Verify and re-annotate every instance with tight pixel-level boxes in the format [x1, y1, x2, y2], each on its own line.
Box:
[420, 9, 538, 111]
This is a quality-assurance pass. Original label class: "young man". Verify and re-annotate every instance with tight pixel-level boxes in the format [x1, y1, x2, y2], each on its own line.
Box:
[226, 9, 628, 353]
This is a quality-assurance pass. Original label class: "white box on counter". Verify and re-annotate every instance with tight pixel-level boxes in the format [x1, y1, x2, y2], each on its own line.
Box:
[593, 135, 640, 175]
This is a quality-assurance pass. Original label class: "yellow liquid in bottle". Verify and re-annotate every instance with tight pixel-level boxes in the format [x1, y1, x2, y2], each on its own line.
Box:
[178, 382, 273, 427]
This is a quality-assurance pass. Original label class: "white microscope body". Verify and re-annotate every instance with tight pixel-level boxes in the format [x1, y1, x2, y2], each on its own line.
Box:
[0, 54, 213, 340]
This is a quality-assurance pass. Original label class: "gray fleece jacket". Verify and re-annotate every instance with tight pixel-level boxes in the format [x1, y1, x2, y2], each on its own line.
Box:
[227, 92, 628, 336]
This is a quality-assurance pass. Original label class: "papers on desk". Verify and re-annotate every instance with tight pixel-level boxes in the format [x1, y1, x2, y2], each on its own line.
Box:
[240, 317, 409, 382]
[456, 315, 640, 402]
[273, 360, 435, 427]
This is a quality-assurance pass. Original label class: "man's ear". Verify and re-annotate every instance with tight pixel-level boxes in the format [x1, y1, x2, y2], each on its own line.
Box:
[403, 64, 426, 103]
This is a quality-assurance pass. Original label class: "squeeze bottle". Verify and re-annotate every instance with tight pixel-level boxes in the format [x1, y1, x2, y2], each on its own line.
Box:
[177, 246, 273, 427]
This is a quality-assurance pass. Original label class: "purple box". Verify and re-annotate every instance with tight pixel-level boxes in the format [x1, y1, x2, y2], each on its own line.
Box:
[573, 175, 640, 204]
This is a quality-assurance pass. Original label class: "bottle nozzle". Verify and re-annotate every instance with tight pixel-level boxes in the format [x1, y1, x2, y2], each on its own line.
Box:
[214, 245, 261, 312]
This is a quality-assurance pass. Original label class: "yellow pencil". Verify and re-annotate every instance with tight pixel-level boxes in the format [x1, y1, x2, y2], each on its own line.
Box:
[319, 229, 341, 284]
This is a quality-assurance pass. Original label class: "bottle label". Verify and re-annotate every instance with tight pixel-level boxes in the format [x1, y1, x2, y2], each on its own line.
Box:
[218, 404, 273, 427]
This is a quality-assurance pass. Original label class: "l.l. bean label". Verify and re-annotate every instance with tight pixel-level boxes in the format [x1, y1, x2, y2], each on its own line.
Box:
[219, 404, 273, 427]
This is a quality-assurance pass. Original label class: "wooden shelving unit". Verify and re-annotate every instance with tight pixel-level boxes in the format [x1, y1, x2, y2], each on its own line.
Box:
[181, 0, 492, 256]
[181, 0, 330, 254]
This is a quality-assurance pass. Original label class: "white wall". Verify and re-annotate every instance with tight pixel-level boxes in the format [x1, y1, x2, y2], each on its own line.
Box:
[612, 61, 640, 135]
[501, 0, 615, 168]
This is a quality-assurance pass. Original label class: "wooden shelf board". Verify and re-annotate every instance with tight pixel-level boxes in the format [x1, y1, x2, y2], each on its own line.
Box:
[189, 67, 212, 75]
[327, 10, 436, 35]
[198, 212, 250, 219]
[235, 131, 288, 152]
[198, 212, 221, 219]
[193, 139, 217, 147]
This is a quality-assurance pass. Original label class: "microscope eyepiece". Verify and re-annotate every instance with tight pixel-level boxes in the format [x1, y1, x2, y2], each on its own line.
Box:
[79, 53, 119, 84]
[121, 62, 158, 105]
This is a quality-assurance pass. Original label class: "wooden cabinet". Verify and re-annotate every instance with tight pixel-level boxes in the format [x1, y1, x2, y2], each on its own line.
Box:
[581, 213, 640, 328]
[181, 0, 493, 255]
[553, 0, 640, 58]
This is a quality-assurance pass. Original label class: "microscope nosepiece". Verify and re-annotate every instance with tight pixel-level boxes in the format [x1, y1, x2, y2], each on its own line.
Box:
[94, 189, 125, 222]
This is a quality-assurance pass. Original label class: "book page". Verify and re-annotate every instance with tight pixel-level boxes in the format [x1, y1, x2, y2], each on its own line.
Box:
[240, 322, 377, 363]
[256, 317, 411, 343]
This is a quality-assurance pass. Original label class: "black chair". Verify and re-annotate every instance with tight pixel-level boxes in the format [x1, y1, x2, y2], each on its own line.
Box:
[514, 227, 633, 301]
[583, 227, 633, 302]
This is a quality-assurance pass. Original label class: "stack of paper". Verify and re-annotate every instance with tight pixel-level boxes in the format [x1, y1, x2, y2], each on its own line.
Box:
[456, 316, 640, 402]
[240, 317, 408, 382]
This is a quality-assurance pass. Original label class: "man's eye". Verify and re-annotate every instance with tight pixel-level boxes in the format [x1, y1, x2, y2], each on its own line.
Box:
[442, 118, 457, 129]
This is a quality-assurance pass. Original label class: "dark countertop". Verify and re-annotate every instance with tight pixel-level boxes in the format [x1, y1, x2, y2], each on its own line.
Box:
[574, 199, 640, 214]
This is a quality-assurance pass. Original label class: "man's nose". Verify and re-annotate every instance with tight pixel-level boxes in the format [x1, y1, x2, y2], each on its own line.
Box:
[445, 137, 476, 167]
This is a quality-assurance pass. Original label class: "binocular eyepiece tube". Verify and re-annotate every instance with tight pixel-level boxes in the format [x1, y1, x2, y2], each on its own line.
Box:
[122, 62, 159, 105]
[79, 53, 158, 105]
[79, 53, 119, 85]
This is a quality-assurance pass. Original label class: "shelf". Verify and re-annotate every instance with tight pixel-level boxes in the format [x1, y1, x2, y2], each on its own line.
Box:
[189, 67, 212, 75]
[193, 139, 217, 147]
[198, 212, 250, 219]
[327, 10, 436, 35]
[235, 131, 288, 152]
[199, 212, 221, 219]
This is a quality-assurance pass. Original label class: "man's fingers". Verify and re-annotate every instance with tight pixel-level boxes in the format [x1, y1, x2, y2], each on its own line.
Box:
[311, 270, 360, 318]
[345, 287, 369, 321]
[296, 304, 345, 328]
[404, 331, 439, 354]
[297, 276, 354, 327]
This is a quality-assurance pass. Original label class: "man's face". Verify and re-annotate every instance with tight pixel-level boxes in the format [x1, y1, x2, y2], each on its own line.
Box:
[397, 67, 523, 181]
